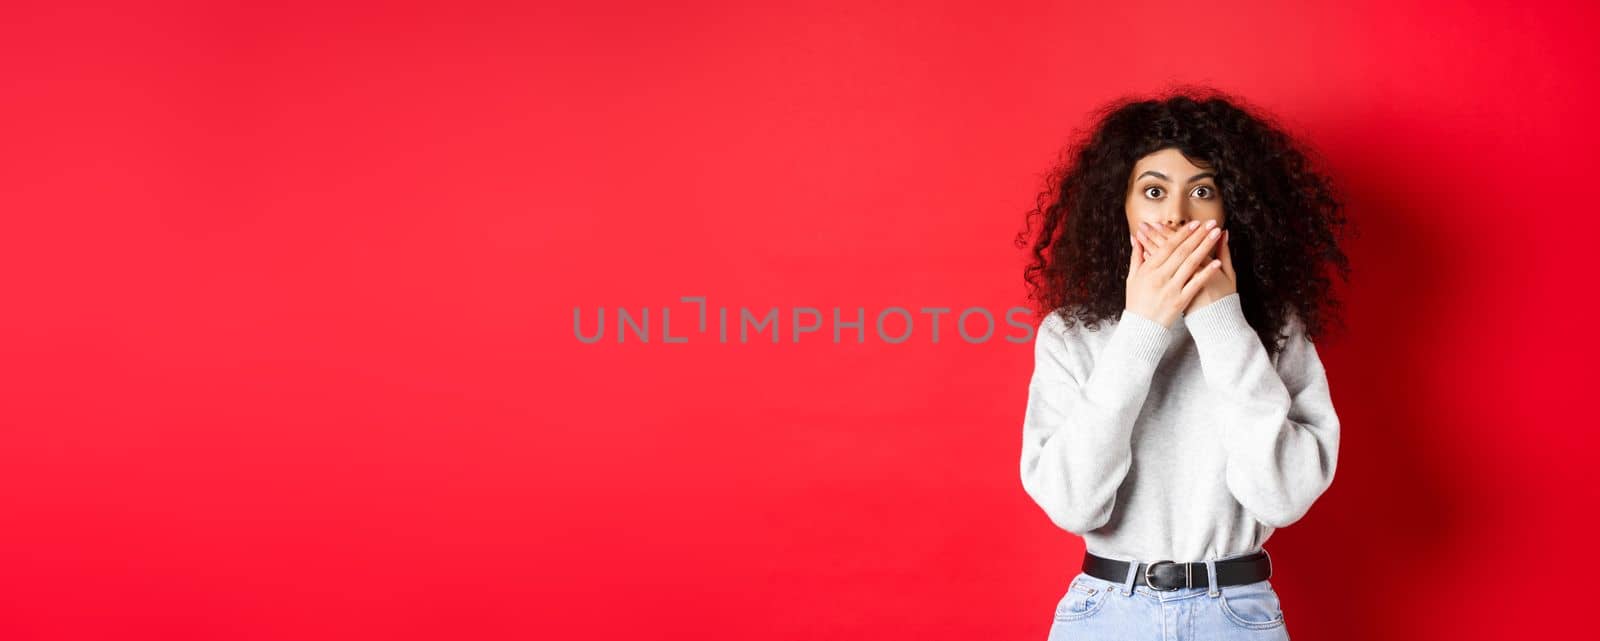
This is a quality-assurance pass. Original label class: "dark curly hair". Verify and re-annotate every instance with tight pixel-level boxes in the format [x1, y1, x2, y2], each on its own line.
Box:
[1015, 86, 1356, 358]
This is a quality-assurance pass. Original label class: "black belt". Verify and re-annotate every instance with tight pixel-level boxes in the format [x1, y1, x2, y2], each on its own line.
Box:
[1082, 549, 1272, 591]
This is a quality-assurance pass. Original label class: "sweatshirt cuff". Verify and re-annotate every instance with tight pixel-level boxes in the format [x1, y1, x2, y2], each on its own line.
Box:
[1183, 292, 1256, 346]
[1112, 308, 1177, 365]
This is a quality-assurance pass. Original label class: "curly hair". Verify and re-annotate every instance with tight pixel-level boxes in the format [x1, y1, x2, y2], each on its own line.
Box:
[1015, 86, 1356, 358]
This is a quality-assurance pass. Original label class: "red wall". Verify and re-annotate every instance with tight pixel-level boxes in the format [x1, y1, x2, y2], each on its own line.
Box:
[3, 1, 1595, 639]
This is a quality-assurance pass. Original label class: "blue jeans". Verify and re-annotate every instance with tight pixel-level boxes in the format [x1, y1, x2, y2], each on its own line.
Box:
[1047, 560, 1289, 640]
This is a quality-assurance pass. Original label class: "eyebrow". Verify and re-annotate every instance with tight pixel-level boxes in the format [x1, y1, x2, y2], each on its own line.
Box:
[1136, 170, 1216, 183]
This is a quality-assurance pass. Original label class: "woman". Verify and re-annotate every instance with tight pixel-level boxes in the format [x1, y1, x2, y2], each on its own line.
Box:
[1016, 88, 1352, 640]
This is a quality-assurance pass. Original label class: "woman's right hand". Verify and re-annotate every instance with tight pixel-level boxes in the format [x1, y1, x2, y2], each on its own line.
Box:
[1126, 220, 1224, 328]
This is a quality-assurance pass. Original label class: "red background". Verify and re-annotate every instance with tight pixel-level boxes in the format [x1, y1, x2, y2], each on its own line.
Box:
[3, 1, 1596, 639]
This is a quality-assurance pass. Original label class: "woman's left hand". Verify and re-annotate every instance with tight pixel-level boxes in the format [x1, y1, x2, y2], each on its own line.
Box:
[1135, 222, 1239, 315]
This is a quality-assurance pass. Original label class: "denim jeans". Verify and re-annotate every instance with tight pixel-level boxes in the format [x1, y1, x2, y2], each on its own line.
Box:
[1047, 560, 1289, 640]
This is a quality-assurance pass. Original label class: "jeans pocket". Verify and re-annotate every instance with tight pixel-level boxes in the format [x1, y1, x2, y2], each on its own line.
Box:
[1218, 580, 1286, 629]
[1054, 575, 1110, 622]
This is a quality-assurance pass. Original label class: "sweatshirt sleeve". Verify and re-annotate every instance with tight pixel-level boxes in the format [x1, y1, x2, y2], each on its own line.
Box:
[1019, 309, 1178, 534]
[1182, 292, 1341, 529]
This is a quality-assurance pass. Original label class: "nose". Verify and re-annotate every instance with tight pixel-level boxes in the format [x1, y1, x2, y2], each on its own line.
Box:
[1162, 199, 1193, 231]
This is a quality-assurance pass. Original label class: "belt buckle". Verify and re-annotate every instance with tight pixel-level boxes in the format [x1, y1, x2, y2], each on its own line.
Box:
[1142, 560, 1189, 591]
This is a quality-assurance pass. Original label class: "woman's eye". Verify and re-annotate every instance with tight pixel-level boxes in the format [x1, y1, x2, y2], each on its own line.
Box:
[1192, 185, 1214, 199]
[1143, 186, 1164, 199]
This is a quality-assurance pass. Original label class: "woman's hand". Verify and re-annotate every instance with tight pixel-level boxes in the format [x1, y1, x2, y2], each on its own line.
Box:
[1127, 220, 1225, 327]
[1135, 221, 1239, 316]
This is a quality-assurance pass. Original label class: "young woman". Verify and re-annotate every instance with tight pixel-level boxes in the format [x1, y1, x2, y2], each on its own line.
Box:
[1016, 88, 1353, 640]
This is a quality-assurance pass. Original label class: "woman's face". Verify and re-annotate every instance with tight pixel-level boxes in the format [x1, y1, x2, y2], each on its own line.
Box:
[1125, 147, 1226, 258]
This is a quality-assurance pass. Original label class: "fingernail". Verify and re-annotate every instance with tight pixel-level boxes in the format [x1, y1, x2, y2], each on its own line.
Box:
[1205, 220, 1217, 229]
[1188, 221, 1200, 230]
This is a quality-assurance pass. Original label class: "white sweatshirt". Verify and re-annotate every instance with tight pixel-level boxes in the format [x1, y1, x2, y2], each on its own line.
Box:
[1019, 292, 1341, 563]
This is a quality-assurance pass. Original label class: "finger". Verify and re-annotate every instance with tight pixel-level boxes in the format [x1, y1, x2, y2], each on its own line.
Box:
[1135, 228, 1160, 263]
[1155, 224, 1172, 247]
[1176, 223, 1219, 264]
[1129, 233, 1142, 273]
[1143, 222, 1170, 251]
[1184, 223, 1220, 263]
[1180, 259, 1224, 300]
[1142, 223, 1172, 261]
[1170, 224, 1224, 285]
[1153, 225, 1179, 261]
[1154, 221, 1207, 275]
[1142, 224, 1179, 269]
